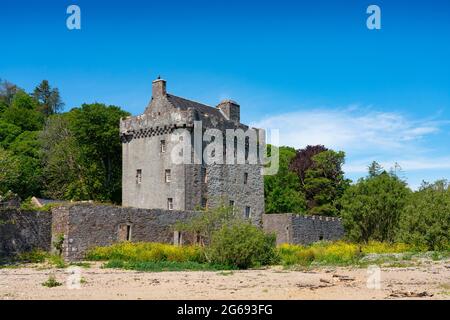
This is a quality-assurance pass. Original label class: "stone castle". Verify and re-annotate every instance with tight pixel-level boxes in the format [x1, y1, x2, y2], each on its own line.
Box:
[119, 78, 264, 224]
[0, 78, 345, 261]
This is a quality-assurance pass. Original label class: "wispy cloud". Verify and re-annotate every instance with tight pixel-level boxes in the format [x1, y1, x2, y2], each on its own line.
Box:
[252, 106, 450, 176]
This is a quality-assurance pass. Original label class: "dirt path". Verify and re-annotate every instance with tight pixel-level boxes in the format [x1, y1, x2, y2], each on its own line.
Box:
[1, 260, 449, 300]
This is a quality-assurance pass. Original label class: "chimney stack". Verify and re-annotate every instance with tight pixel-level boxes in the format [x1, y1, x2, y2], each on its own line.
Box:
[217, 99, 240, 123]
[152, 77, 166, 98]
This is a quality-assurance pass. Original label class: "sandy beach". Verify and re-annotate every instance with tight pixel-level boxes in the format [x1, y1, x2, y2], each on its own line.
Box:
[1, 260, 449, 300]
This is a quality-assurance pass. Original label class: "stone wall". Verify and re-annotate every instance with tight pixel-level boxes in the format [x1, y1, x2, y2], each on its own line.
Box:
[262, 213, 292, 244]
[0, 209, 52, 259]
[51, 204, 200, 261]
[263, 214, 345, 245]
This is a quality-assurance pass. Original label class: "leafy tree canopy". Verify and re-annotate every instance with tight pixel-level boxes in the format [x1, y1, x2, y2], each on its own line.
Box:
[340, 167, 411, 243]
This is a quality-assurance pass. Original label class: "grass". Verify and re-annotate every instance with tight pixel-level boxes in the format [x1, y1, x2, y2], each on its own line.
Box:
[103, 260, 233, 272]
[217, 270, 234, 276]
[42, 275, 62, 288]
[69, 262, 91, 268]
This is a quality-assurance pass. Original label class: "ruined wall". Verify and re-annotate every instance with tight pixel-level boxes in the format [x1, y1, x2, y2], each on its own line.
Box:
[0, 209, 51, 259]
[262, 214, 292, 244]
[262, 214, 345, 245]
[291, 215, 344, 244]
[51, 204, 200, 261]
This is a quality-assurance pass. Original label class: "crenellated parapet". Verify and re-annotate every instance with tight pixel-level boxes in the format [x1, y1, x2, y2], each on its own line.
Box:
[120, 108, 194, 142]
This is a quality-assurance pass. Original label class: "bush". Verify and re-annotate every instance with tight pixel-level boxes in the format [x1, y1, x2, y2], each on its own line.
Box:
[42, 275, 62, 288]
[277, 241, 413, 266]
[398, 180, 450, 251]
[208, 223, 277, 269]
[17, 249, 48, 263]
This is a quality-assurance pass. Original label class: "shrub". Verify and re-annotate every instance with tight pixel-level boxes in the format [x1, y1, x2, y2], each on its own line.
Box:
[398, 180, 450, 251]
[174, 204, 238, 245]
[208, 222, 277, 269]
[277, 241, 412, 266]
[42, 275, 62, 288]
[17, 249, 48, 263]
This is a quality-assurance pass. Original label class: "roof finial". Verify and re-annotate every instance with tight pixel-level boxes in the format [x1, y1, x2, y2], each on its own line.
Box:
[157, 75, 161, 80]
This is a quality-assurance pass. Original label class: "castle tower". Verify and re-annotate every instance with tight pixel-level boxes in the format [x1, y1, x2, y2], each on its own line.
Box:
[120, 78, 264, 224]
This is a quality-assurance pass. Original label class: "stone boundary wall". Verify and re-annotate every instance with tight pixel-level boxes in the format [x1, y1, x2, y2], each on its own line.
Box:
[263, 214, 345, 245]
[0, 209, 52, 259]
[51, 204, 200, 261]
[1, 206, 346, 262]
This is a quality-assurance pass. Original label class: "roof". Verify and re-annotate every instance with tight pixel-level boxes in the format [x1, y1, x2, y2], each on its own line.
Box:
[166, 94, 225, 119]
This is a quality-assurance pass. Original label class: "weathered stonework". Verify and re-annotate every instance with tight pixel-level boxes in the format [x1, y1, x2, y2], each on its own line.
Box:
[263, 214, 345, 245]
[51, 204, 200, 261]
[120, 78, 265, 224]
[1, 205, 346, 262]
[0, 209, 51, 259]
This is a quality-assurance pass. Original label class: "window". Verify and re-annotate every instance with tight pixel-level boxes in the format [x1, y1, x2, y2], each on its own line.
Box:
[118, 224, 132, 241]
[245, 206, 251, 219]
[160, 140, 166, 153]
[202, 167, 207, 183]
[174, 231, 183, 246]
[165, 169, 171, 183]
[229, 200, 235, 214]
[201, 197, 208, 209]
[136, 169, 142, 184]
[167, 198, 173, 210]
[244, 172, 248, 184]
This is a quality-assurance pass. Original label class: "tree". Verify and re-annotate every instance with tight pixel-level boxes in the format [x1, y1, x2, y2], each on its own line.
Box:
[301, 149, 349, 216]
[0, 120, 22, 149]
[368, 161, 384, 177]
[7, 131, 43, 198]
[40, 104, 129, 203]
[2, 90, 44, 131]
[398, 180, 450, 250]
[264, 146, 306, 213]
[0, 148, 21, 196]
[67, 103, 130, 202]
[289, 145, 328, 186]
[0, 79, 19, 108]
[33, 80, 64, 116]
[340, 168, 410, 243]
[40, 114, 89, 200]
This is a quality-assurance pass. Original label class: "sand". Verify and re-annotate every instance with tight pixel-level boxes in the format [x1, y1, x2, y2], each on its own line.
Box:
[0, 260, 449, 300]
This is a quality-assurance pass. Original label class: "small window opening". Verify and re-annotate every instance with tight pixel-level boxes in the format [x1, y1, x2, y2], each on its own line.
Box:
[201, 197, 208, 209]
[167, 198, 173, 210]
[229, 200, 235, 214]
[245, 206, 251, 219]
[136, 169, 142, 184]
[160, 140, 166, 153]
[165, 169, 171, 182]
[118, 224, 132, 242]
[244, 172, 248, 184]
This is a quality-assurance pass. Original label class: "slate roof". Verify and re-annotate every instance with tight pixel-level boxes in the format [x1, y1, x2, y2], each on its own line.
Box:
[166, 94, 225, 119]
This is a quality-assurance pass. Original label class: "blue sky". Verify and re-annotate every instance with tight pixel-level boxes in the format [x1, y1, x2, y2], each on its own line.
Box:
[1, 0, 450, 189]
